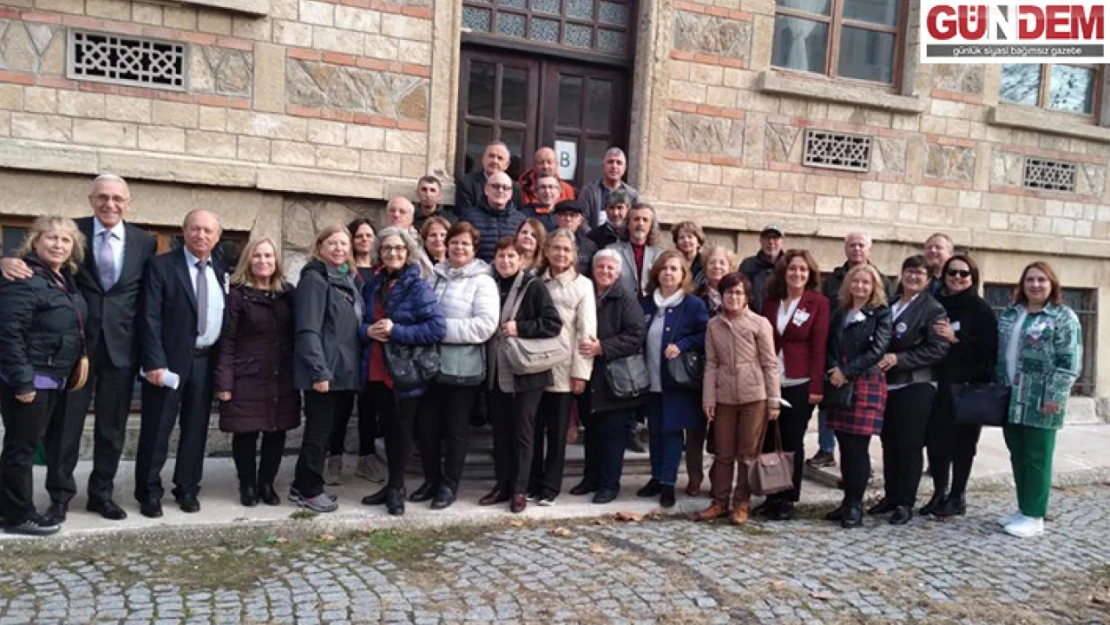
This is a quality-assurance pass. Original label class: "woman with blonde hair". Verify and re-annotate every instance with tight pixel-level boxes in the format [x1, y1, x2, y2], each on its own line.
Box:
[1, 217, 87, 535]
[824, 263, 892, 528]
[290, 225, 363, 512]
[214, 237, 300, 507]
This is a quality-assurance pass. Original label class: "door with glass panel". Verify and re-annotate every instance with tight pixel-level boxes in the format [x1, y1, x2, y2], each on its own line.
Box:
[456, 50, 541, 180]
[541, 62, 628, 186]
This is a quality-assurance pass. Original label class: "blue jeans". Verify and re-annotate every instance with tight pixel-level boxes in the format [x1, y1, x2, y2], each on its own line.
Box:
[646, 394, 683, 486]
[818, 409, 836, 454]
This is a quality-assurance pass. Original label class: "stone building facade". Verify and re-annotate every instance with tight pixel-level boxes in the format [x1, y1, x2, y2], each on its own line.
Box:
[0, 0, 1107, 414]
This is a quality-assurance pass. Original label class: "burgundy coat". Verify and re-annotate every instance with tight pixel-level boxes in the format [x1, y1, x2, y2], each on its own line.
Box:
[762, 290, 830, 397]
[215, 284, 301, 433]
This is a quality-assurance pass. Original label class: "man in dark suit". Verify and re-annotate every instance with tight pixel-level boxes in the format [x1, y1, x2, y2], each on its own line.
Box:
[0, 174, 157, 524]
[455, 141, 522, 212]
[134, 208, 226, 517]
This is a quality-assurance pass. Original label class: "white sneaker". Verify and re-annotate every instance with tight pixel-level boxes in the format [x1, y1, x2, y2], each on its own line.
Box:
[1004, 515, 1044, 538]
[997, 510, 1023, 527]
[324, 455, 343, 486]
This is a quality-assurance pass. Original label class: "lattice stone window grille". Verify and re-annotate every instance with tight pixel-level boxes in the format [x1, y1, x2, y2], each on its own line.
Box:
[67, 30, 187, 91]
[802, 129, 872, 172]
[1022, 158, 1077, 192]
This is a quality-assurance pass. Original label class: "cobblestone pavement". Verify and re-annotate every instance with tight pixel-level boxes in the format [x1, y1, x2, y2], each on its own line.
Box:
[0, 486, 1107, 624]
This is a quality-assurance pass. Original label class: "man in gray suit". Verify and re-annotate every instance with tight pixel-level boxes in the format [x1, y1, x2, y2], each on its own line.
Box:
[606, 203, 662, 305]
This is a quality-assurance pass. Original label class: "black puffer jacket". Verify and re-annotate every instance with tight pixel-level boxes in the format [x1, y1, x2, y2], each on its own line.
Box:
[739, 251, 781, 314]
[293, 260, 362, 391]
[0, 254, 88, 394]
[589, 283, 647, 413]
[827, 305, 892, 379]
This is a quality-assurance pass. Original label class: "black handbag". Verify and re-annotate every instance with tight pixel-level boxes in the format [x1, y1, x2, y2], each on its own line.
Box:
[821, 377, 854, 410]
[951, 383, 1011, 427]
[384, 342, 441, 390]
[665, 351, 704, 392]
[605, 353, 650, 399]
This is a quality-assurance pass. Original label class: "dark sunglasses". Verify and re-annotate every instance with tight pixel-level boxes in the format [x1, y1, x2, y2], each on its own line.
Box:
[946, 269, 972, 278]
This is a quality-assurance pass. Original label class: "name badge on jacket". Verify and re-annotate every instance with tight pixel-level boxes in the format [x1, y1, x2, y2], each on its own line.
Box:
[792, 308, 810, 327]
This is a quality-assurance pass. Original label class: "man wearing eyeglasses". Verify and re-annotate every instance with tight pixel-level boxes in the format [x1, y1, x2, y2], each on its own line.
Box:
[459, 171, 526, 262]
[0, 173, 156, 524]
[455, 141, 522, 213]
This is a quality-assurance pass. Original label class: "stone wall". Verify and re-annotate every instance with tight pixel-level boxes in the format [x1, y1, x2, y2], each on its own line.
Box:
[0, 0, 443, 203]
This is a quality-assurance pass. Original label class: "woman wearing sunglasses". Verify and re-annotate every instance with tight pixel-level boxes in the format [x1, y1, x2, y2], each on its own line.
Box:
[922, 255, 997, 518]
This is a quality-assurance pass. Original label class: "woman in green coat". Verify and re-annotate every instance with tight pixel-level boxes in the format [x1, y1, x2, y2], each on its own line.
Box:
[996, 261, 1082, 538]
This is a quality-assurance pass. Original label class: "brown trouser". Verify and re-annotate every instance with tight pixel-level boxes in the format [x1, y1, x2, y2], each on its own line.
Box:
[710, 402, 766, 507]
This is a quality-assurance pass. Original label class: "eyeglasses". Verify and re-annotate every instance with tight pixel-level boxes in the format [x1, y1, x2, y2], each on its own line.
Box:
[946, 269, 972, 278]
[381, 245, 407, 255]
[91, 194, 129, 204]
[488, 184, 512, 192]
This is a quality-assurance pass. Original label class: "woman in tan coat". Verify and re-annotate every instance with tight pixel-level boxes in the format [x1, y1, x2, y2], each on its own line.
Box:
[696, 272, 781, 525]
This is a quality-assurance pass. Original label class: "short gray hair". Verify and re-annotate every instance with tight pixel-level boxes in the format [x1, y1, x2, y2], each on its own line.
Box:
[372, 226, 422, 267]
[604, 147, 627, 161]
[90, 173, 128, 196]
[845, 231, 872, 247]
[183, 208, 222, 232]
[592, 248, 622, 271]
[388, 196, 415, 216]
[606, 189, 632, 207]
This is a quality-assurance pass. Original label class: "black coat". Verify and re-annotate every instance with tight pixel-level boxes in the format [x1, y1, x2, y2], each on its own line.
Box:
[885, 292, 949, 386]
[413, 206, 457, 233]
[293, 260, 362, 391]
[739, 251, 781, 314]
[0, 254, 88, 394]
[490, 272, 563, 393]
[589, 283, 647, 413]
[76, 217, 156, 369]
[821, 261, 896, 310]
[574, 232, 598, 278]
[827, 305, 892, 379]
[936, 287, 998, 384]
[587, 222, 620, 249]
[139, 247, 227, 376]
[214, 285, 300, 433]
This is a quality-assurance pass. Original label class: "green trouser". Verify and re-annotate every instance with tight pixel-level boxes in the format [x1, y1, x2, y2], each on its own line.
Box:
[1002, 424, 1057, 518]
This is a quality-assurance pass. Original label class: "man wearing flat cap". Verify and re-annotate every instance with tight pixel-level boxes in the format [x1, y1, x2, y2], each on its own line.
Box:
[739, 224, 785, 314]
[553, 199, 598, 277]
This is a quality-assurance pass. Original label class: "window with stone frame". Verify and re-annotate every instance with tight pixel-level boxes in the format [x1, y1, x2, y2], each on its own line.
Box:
[1000, 64, 1102, 118]
[771, 0, 906, 86]
[461, 0, 635, 59]
[983, 284, 1096, 397]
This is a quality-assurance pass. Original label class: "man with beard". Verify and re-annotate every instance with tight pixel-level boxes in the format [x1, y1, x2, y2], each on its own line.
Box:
[582, 148, 640, 230]
[413, 176, 456, 232]
[519, 147, 575, 207]
[738, 224, 785, 314]
[606, 203, 661, 302]
[587, 189, 632, 249]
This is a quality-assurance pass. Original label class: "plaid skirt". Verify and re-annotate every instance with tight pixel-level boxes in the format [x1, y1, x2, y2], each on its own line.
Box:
[827, 371, 887, 437]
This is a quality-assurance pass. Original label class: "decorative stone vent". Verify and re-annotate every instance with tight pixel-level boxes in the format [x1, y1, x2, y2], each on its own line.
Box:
[1023, 158, 1077, 193]
[802, 129, 872, 173]
[67, 30, 187, 91]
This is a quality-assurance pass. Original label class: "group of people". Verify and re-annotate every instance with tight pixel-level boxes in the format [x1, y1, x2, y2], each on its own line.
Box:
[0, 143, 1082, 541]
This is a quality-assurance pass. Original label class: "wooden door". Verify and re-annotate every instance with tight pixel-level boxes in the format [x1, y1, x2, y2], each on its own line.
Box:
[539, 62, 629, 185]
[456, 49, 542, 180]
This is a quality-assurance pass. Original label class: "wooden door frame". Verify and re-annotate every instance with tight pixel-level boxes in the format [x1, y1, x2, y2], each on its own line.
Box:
[539, 60, 630, 184]
[455, 48, 542, 178]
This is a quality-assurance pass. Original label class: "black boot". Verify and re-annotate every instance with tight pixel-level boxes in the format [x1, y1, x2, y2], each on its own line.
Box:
[257, 483, 281, 506]
[889, 505, 913, 525]
[637, 479, 662, 497]
[386, 487, 406, 516]
[431, 484, 455, 510]
[919, 491, 946, 516]
[239, 483, 259, 507]
[936, 493, 966, 517]
[841, 502, 864, 528]
[362, 486, 389, 506]
[408, 481, 435, 503]
[824, 502, 846, 522]
[770, 501, 794, 521]
[866, 497, 897, 515]
[659, 485, 676, 508]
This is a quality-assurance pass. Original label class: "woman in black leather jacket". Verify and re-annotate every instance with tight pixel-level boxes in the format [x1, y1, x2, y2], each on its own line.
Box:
[824, 263, 892, 528]
[869, 255, 949, 525]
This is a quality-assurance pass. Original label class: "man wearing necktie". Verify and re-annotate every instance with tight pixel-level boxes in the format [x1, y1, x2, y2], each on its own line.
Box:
[0, 174, 156, 524]
[135, 209, 226, 517]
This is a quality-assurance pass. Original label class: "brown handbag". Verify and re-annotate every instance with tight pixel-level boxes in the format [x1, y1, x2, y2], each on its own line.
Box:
[744, 419, 794, 496]
[67, 356, 89, 391]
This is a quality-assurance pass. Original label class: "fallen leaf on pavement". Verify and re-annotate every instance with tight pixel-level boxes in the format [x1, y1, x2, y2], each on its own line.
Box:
[508, 519, 525, 527]
[318, 533, 336, 542]
[549, 527, 573, 538]
[811, 591, 835, 601]
[677, 547, 692, 556]
[589, 544, 607, 555]
[615, 511, 643, 523]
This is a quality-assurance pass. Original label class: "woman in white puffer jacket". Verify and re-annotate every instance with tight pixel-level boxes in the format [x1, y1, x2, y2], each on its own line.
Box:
[411, 221, 499, 511]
